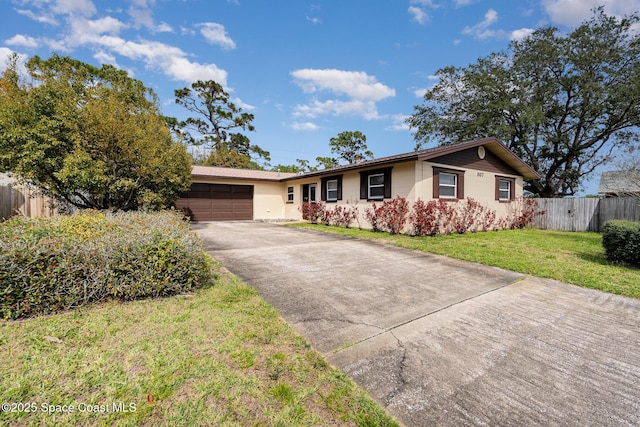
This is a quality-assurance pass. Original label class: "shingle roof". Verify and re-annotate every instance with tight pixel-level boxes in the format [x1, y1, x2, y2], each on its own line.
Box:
[284, 137, 540, 181]
[598, 170, 640, 194]
[191, 165, 298, 181]
[189, 138, 541, 183]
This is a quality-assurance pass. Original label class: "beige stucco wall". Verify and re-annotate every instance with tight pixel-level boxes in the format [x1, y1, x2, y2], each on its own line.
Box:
[193, 158, 526, 225]
[282, 160, 526, 228]
[417, 161, 524, 218]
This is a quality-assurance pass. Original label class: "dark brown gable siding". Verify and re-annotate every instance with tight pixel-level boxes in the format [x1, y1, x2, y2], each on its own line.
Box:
[430, 147, 519, 176]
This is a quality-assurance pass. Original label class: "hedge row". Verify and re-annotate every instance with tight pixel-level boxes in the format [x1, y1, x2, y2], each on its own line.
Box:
[602, 220, 640, 267]
[0, 211, 213, 319]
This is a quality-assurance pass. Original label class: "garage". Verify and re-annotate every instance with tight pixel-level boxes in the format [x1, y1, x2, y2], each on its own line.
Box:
[175, 183, 253, 221]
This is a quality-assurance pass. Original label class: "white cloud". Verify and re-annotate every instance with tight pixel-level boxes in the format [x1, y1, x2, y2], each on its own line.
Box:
[292, 69, 395, 101]
[455, 0, 476, 6]
[306, 16, 321, 24]
[12, 2, 229, 86]
[232, 97, 255, 110]
[198, 23, 236, 50]
[0, 48, 28, 75]
[16, 8, 59, 25]
[510, 27, 535, 41]
[408, 6, 429, 25]
[93, 50, 119, 66]
[99, 37, 227, 84]
[543, 0, 640, 27]
[153, 22, 173, 33]
[5, 34, 39, 48]
[462, 8, 506, 40]
[68, 16, 127, 41]
[291, 69, 395, 120]
[52, 0, 97, 16]
[128, 2, 153, 28]
[290, 122, 319, 131]
[408, 0, 438, 25]
[414, 87, 428, 98]
[385, 114, 410, 131]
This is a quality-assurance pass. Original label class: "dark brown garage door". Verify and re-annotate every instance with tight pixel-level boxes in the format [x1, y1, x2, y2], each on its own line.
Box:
[175, 183, 253, 221]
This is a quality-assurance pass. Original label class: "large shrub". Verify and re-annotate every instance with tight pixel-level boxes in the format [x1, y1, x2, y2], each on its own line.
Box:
[365, 197, 409, 234]
[602, 220, 640, 266]
[0, 211, 213, 319]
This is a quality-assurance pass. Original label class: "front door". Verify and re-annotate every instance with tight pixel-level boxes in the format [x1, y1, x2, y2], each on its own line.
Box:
[302, 183, 317, 203]
[301, 183, 317, 220]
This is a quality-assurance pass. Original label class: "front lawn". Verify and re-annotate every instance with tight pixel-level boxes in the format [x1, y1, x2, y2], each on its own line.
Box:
[290, 224, 640, 299]
[0, 261, 397, 426]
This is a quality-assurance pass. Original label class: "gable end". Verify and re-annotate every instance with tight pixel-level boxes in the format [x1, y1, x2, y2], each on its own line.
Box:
[429, 147, 519, 176]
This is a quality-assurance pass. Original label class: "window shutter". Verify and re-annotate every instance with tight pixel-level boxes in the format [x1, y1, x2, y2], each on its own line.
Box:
[360, 172, 367, 199]
[433, 171, 440, 198]
[320, 177, 327, 201]
[337, 176, 343, 200]
[495, 178, 500, 201]
[383, 168, 392, 198]
[457, 172, 464, 199]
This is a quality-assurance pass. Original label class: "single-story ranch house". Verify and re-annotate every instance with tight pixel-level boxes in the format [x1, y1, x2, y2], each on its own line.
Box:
[175, 137, 540, 223]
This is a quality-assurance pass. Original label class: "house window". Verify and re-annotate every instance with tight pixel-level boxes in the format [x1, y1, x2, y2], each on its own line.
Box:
[327, 180, 338, 201]
[433, 167, 464, 199]
[320, 175, 343, 202]
[359, 168, 392, 200]
[495, 176, 515, 201]
[368, 173, 385, 199]
[439, 173, 457, 199]
[287, 186, 294, 203]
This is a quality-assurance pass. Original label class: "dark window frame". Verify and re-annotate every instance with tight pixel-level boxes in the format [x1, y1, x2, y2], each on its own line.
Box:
[432, 166, 465, 200]
[495, 176, 516, 202]
[286, 186, 294, 203]
[359, 168, 392, 200]
[320, 175, 343, 202]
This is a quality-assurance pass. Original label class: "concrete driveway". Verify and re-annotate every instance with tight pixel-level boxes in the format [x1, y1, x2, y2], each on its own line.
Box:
[194, 221, 640, 427]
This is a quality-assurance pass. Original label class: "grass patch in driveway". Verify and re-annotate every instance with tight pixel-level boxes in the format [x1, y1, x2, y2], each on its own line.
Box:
[289, 224, 640, 299]
[0, 260, 397, 427]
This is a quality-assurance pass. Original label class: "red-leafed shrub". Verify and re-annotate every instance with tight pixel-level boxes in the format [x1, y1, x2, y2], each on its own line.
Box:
[365, 197, 409, 234]
[452, 198, 496, 234]
[331, 205, 358, 228]
[364, 201, 384, 232]
[409, 199, 456, 236]
[300, 201, 326, 224]
[504, 198, 546, 229]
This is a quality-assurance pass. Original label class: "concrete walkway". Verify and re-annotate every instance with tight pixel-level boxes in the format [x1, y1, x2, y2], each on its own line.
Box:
[194, 221, 640, 427]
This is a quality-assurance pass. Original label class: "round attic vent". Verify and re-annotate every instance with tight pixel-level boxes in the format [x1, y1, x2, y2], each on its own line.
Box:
[478, 146, 486, 159]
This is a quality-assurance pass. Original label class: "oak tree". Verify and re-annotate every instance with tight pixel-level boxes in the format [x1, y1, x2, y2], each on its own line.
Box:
[408, 9, 640, 197]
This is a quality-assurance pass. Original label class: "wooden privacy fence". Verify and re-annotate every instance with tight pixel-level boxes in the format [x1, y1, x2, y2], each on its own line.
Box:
[0, 177, 58, 219]
[532, 197, 640, 232]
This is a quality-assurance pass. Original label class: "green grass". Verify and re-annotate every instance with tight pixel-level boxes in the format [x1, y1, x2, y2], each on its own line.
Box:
[289, 223, 640, 299]
[0, 261, 398, 427]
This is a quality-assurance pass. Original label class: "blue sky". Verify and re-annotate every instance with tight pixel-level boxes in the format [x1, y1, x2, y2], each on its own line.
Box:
[2, 0, 639, 194]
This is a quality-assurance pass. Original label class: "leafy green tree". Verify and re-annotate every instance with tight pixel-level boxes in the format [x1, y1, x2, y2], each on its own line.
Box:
[407, 8, 640, 197]
[270, 158, 317, 173]
[174, 80, 270, 169]
[0, 54, 191, 210]
[329, 131, 373, 165]
[314, 156, 339, 170]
